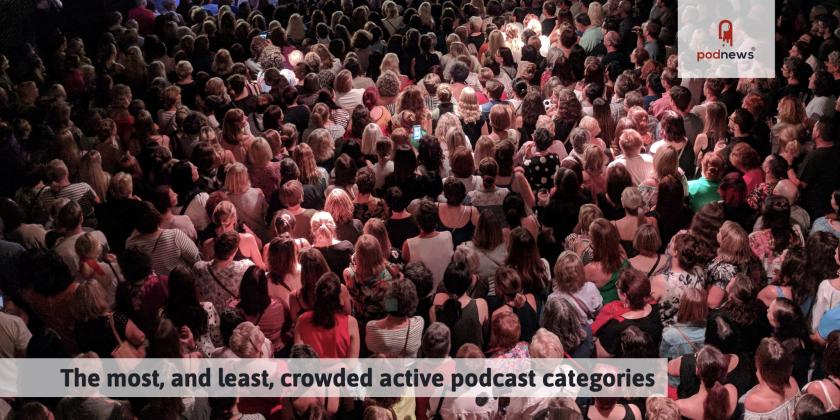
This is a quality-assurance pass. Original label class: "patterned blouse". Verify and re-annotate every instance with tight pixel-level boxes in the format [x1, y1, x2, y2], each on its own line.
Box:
[749, 225, 804, 282]
[705, 258, 741, 291]
[658, 266, 706, 327]
[746, 181, 777, 210]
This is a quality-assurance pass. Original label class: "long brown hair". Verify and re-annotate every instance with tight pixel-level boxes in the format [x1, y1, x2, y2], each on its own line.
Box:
[590, 218, 625, 273]
[696, 345, 731, 420]
[267, 237, 297, 286]
[353, 234, 386, 280]
[299, 248, 330, 309]
[506, 227, 547, 294]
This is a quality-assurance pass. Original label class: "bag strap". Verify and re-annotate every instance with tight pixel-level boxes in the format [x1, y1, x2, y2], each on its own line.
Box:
[402, 318, 412, 354]
[179, 192, 201, 216]
[108, 313, 123, 345]
[151, 231, 164, 253]
[569, 294, 594, 320]
[647, 254, 662, 277]
[673, 325, 701, 352]
[207, 265, 239, 299]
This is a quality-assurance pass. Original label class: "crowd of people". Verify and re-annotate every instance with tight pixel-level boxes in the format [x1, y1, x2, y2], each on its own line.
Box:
[0, 0, 840, 419]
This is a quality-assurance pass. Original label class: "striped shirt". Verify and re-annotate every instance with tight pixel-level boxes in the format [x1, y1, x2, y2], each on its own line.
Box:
[125, 229, 200, 277]
[38, 182, 98, 220]
[364, 316, 425, 357]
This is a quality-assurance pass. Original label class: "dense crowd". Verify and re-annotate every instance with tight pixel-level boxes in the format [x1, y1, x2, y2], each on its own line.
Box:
[0, 0, 840, 419]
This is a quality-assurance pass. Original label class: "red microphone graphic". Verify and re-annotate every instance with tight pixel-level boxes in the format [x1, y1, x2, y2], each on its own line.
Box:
[718, 19, 733, 47]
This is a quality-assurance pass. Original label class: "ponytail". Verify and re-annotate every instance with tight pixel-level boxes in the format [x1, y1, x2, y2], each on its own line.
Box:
[636, 207, 646, 228]
[482, 174, 495, 189]
[704, 382, 731, 420]
[478, 157, 498, 190]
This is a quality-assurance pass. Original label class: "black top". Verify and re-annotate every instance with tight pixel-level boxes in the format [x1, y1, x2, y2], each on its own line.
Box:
[799, 146, 840, 219]
[486, 298, 539, 344]
[677, 352, 756, 398]
[460, 118, 485, 145]
[539, 193, 592, 245]
[596, 305, 663, 356]
[648, 206, 694, 252]
[316, 241, 354, 277]
[75, 312, 129, 359]
[95, 198, 147, 253]
[413, 53, 440, 81]
[336, 219, 363, 244]
[283, 105, 311, 135]
[386, 217, 420, 250]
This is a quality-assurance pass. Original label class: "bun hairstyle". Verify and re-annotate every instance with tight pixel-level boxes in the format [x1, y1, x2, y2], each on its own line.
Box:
[696, 345, 731, 420]
[756, 337, 794, 396]
[310, 211, 337, 242]
[478, 157, 499, 189]
[495, 267, 526, 308]
[620, 186, 646, 227]
[271, 209, 296, 237]
[436, 261, 472, 330]
[513, 78, 529, 98]
[673, 232, 701, 269]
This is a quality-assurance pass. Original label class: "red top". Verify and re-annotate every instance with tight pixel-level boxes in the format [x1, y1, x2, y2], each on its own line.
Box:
[127, 7, 156, 36]
[296, 311, 351, 358]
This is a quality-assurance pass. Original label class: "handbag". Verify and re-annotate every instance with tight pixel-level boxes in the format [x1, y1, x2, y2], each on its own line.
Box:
[109, 313, 144, 359]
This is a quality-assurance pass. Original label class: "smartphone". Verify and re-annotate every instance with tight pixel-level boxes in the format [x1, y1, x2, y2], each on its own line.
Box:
[0, 293, 5, 311]
[259, 31, 268, 39]
[412, 125, 422, 141]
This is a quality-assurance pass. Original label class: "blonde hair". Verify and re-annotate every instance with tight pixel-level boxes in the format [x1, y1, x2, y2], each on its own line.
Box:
[457, 87, 481, 123]
[488, 104, 511, 131]
[579, 115, 601, 138]
[109, 172, 133, 199]
[293, 143, 321, 186]
[553, 251, 585, 294]
[363, 218, 392, 256]
[380, 53, 401, 76]
[361, 123, 381, 157]
[473, 136, 496, 169]
[75, 232, 101, 260]
[248, 137, 273, 168]
[176, 60, 193, 80]
[324, 188, 354, 224]
[487, 30, 505, 59]
[310, 211, 337, 242]
[619, 129, 643, 154]
[717, 221, 752, 266]
[444, 127, 468, 155]
[574, 204, 603, 234]
[73, 280, 109, 322]
[307, 128, 335, 162]
[79, 151, 110, 202]
[224, 162, 251, 194]
[777, 96, 806, 125]
[211, 48, 234, 76]
[212, 201, 238, 227]
[646, 397, 680, 420]
[530, 328, 564, 358]
[230, 321, 265, 358]
[435, 112, 461, 141]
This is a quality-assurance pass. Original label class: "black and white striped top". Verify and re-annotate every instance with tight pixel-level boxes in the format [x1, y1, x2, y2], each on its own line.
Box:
[125, 229, 201, 277]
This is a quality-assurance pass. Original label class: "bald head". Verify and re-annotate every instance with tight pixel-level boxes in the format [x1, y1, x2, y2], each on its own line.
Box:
[774, 180, 798, 205]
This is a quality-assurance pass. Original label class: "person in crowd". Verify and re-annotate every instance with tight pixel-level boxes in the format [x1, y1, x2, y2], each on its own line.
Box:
[0, 1, 839, 418]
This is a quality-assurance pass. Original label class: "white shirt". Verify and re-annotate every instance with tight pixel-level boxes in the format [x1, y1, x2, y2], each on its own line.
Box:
[0, 312, 31, 358]
[608, 154, 654, 185]
[335, 88, 365, 112]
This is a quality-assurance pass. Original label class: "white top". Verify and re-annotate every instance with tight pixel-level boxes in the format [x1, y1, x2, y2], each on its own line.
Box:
[161, 214, 198, 241]
[335, 88, 365, 112]
[228, 188, 270, 243]
[547, 282, 604, 324]
[0, 312, 31, 358]
[811, 279, 840, 331]
[608, 154, 654, 185]
[365, 316, 425, 357]
[173, 192, 210, 231]
[805, 96, 836, 120]
[52, 230, 109, 276]
[407, 231, 454, 292]
[373, 161, 395, 190]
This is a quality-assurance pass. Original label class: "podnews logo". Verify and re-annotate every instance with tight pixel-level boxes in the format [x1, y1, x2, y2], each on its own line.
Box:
[695, 19, 755, 61]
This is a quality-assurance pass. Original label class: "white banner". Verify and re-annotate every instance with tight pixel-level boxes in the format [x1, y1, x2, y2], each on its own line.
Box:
[0, 358, 667, 398]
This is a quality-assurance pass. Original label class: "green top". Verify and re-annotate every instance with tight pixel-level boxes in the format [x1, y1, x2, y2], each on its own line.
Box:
[687, 177, 721, 213]
[598, 259, 630, 304]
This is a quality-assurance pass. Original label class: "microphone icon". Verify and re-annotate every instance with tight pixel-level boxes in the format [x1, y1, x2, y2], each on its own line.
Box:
[718, 20, 733, 47]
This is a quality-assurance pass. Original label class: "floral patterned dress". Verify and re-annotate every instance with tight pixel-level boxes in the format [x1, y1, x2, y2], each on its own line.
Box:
[658, 266, 706, 327]
[748, 225, 804, 282]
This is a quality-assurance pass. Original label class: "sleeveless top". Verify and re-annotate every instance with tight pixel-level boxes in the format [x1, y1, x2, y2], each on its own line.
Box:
[678, 353, 756, 398]
[804, 378, 840, 411]
[599, 260, 629, 304]
[439, 299, 483, 357]
[438, 206, 476, 248]
[296, 312, 351, 358]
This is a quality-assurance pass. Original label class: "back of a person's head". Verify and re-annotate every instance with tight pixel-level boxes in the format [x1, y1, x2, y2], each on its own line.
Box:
[20, 249, 73, 297]
[214, 231, 240, 261]
[56, 200, 83, 231]
[421, 322, 451, 357]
